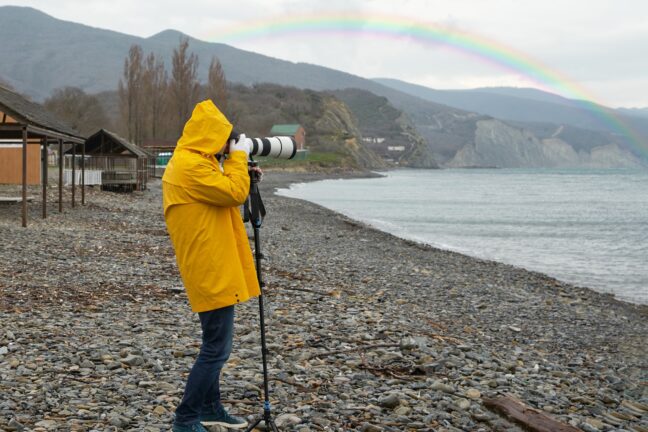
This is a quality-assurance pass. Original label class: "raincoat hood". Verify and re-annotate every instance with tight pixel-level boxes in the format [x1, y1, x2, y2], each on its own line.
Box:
[176, 100, 233, 154]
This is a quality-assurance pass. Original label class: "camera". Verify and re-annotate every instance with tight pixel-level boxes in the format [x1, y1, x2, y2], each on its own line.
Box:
[229, 131, 297, 160]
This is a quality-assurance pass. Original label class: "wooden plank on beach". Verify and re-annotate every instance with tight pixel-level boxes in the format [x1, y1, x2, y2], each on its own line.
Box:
[484, 395, 581, 432]
[0, 196, 34, 203]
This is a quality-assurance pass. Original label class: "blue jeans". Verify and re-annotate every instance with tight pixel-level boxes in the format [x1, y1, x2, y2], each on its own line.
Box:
[174, 305, 235, 425]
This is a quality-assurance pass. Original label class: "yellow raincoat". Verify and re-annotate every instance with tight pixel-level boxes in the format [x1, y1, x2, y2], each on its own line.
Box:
[162, 100, 260, 312]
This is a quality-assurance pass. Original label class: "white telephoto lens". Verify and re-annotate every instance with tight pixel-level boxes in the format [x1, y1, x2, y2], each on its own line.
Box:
[246, 136, 297, 159]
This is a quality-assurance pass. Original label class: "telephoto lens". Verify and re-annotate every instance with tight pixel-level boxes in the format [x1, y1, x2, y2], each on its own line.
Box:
[247, 137, 296, 159]
[229, 130, 297, 160]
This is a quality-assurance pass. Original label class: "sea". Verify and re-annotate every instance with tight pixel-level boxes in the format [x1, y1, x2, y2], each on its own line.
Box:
[277, 168, 648, 305]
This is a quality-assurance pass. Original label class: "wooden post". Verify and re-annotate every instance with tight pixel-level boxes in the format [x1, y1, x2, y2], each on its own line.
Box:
[58, 139, 63, 213]
[42, 137, 48, 219]
[484, 396, 582, 432]
[22, 127, 27, 228]
[71, 141, 76, 208]
[81, 141, 86, 205]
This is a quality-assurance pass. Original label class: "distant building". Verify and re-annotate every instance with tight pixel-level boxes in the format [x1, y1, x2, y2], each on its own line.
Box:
[141, 139, 177, 177]
[362, 137, 386, 144]
[269, 124, 306, 150]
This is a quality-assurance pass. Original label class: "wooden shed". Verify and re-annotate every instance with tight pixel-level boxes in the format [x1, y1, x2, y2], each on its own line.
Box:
[69, 129, 154, 192]
[0, 85, 86, 227]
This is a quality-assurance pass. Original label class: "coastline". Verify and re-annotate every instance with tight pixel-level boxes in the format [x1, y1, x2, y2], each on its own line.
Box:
[270, 169, 648, 307]
[0, 173, 646, 431]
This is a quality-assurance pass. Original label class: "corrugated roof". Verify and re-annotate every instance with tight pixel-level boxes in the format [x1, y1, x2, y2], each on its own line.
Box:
[0, 85, 84, 139]
[270, 124, 302, 135]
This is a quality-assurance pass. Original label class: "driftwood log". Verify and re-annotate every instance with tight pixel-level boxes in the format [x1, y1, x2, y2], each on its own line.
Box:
[484, 395, 581, 432]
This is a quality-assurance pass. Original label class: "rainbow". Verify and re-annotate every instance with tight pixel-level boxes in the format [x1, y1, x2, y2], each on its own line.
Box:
[203, 13, 647, 158]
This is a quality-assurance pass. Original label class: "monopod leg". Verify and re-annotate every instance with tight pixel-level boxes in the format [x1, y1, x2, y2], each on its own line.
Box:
[246, 224, 279, 431]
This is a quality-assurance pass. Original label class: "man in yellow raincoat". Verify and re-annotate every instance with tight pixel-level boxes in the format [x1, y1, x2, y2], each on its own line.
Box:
[163, 100, 260, 432]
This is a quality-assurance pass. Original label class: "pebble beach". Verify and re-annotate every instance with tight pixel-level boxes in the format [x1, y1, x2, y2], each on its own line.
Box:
[0, 172, 647, 432]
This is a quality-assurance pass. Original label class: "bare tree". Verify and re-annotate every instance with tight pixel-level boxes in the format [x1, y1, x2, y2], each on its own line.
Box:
[170, 38, 200, 137]
[142, 52, 168, 140]
[207, 56, 228, 113]
[44, 87, 109, 136]
[118, 44, 144, 143]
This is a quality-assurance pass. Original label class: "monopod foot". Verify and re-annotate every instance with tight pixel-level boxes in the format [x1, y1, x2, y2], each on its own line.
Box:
[245, 416, 279, 432]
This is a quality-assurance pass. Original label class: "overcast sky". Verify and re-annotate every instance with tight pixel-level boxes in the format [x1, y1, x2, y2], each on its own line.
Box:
[2, 0, 647, 107]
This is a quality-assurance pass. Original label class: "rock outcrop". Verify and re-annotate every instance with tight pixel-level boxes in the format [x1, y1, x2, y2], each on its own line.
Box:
[445, 119, 646, 168]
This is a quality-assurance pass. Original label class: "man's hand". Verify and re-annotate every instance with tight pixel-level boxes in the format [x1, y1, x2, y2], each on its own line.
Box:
[249, 166, 263, 182]
[230, 133, 251, 155]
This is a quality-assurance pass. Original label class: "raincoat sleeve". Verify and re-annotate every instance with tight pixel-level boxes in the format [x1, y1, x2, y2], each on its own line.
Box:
[184, 151, 250, 207]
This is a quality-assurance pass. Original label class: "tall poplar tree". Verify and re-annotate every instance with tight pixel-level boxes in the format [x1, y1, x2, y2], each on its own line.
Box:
[142, 52, 168, 140]
[207, 56, 228, 113]
[170, 38, 200, 137]
[118, 45, 144, 143]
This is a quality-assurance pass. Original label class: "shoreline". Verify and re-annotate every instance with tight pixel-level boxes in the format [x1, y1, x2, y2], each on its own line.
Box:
[0, 173, 646, 431]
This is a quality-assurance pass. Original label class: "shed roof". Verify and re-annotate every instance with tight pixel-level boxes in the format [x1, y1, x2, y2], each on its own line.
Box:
[141, 138, 177, 150]
[0, 85, 84, 141]
[270, 124, 303, 135]
[68, 129, 153, 158]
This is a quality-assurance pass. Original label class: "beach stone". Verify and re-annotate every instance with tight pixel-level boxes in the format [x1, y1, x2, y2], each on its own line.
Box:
[465, 388, 481, 400]
[394, 405, 411, 416]
[34, 420, 57, 429]
[454, 398, 471, 410]
[580, 423, 600, 432]
[360, 423, 383, 432]
[378, 393, 401, 409]
[153, 405, 168, 415]
[7, 418, 25, 431]
[399, 337, 419, 350]
[430, 381, 455, 394]
[275, 414, 302, 427]
[121, 354, 144, 366]
[583, 418, 605, 429]
[109, 415, 130, 428]
[80, 359, 94, 369]
[311, 416, 330, 427]
[106, 361, 121, 370]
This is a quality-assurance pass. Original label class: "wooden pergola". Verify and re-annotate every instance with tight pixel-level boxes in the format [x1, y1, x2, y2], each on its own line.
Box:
[0, 85, 86, 227]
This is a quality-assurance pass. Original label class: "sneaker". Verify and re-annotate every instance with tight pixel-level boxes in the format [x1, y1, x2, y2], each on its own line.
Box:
[172, 422, 208, 432]
[201, 405, 248, 429]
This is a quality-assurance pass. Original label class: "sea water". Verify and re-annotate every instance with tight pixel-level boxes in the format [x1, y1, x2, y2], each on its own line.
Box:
[277, 169, 648, 305]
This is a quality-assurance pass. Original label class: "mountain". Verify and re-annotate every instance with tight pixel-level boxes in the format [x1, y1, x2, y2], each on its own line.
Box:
[465, 86, 579, 106]
[0, 6, 395, 101]
[1, 6, 646, 169]
[374, 78, 648, 140]
[617, 107, 648, 119]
